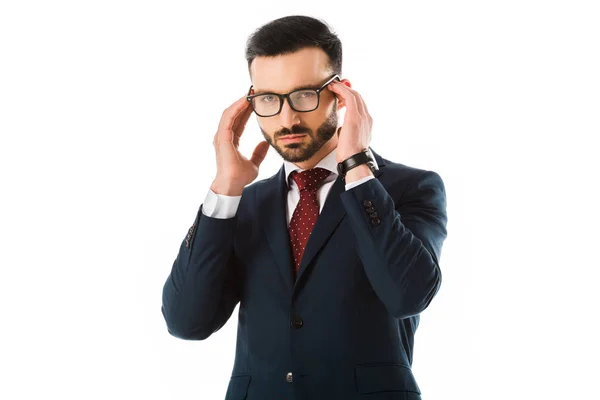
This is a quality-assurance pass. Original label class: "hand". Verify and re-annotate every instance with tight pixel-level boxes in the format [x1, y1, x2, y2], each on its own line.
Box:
[211, 95, 270, 196]
[327, 79, 373, 163]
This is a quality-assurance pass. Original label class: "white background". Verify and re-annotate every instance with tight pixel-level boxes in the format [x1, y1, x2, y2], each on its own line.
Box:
[1, 1, 598, 399]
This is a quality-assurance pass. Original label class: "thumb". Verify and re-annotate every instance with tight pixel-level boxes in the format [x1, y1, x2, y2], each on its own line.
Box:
[250, 140, 270, 167]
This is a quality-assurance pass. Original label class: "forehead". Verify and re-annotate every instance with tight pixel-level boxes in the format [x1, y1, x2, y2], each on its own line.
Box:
[250, 47, 332, 93]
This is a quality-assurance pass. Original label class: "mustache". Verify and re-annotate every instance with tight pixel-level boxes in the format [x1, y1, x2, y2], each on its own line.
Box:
[277, 126, 311, 138]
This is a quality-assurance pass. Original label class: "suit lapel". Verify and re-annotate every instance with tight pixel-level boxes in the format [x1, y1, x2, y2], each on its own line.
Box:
[294, 175, 346, 285]
[258, 148, 387, 293]
[258, 165, 295, 293]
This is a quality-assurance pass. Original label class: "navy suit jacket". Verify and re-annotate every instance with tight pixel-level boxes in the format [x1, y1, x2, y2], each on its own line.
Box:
[161, 148, 448, 400]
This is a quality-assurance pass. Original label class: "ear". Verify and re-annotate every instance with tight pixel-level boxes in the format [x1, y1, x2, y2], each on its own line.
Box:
[340, 78, 352, 88]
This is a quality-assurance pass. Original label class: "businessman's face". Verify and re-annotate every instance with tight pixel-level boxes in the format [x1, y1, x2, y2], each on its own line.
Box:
[249, 47, 341, 163]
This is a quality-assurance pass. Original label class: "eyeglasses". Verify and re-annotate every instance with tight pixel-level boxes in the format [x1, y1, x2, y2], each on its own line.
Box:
[246, 74, 341, 117]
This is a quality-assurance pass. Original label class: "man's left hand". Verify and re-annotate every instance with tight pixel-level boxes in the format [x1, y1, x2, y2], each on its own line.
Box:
[328, 79, 373, 163]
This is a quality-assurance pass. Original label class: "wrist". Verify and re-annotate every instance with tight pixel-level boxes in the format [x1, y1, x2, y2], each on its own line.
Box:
[210, 179, 244, 196]
[337, 147, 378, 180]
[336, 148, 367, 164]
[344, 164, 374, 183]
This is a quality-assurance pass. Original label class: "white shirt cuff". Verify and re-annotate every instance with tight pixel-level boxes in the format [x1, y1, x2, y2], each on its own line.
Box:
[345, 175, 375, 190]
[201, 188, 242, 219]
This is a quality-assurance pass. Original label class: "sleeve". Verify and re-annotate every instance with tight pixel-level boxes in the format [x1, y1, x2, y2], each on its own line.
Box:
[201, 188, 242, 219]
[340, 170, 448, 319]
[161, 202, 244, 340]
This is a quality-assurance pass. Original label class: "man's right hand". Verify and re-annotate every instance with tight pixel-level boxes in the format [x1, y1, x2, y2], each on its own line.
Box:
[211, 95, 270, 196]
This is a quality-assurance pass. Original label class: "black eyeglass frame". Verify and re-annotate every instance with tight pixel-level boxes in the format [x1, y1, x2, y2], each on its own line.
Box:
[246, 74, 341, 117]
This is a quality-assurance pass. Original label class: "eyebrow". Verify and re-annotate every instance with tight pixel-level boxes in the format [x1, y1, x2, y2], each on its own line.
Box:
[252, 81, 324, 96]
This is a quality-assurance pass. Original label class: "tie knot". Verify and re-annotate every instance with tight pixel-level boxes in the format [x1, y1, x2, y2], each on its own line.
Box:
[290, 167, 331, 192]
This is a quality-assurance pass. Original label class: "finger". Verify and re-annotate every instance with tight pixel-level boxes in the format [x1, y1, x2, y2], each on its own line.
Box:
[232, 100, 254, 136]
[353, 90, 369, 117]
[343, 84, 367, 117]
[328, 81, 360, 116]
[217, 95, 252, 134]
[250, 140, 270, 167]
[352, 91, 373, 140]
[231, 104, 254, 148]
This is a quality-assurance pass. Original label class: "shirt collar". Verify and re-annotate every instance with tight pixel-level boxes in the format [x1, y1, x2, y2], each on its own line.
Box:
[284, 147, 338, 189]
[283, 146, 378, 189]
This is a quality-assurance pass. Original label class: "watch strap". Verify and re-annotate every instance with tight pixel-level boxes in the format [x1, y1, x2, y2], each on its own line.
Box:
[337, 148, 378, 178]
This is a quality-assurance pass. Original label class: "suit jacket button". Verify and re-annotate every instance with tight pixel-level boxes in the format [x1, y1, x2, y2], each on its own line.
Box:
[369, 212, 378, 218]
[363, 200, 373, 207]
[286, 372, 293, 383]
[365, 207, 376, 213]
[371, 217, 381, 225]
[291, 317, 303, 329]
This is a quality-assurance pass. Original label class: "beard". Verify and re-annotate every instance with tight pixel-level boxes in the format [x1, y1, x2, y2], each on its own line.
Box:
[260, 107, 338, 163]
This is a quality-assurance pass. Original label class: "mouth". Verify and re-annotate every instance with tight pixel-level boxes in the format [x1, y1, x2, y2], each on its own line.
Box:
[279, 134, 306, 142]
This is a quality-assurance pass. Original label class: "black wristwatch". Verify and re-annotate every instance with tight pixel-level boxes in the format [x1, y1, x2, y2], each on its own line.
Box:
[337, 148, 379, 179]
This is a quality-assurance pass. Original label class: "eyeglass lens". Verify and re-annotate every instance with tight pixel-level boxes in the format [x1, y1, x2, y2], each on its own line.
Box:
[251, 90, 319, 116]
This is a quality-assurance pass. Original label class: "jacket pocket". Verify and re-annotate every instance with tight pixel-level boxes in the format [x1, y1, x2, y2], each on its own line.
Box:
[224, 375, 251, 400]
[354, 363, 421, 394]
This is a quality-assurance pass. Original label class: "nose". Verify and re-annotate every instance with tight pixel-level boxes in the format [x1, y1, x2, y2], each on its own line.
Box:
[278, 97, 301, 127]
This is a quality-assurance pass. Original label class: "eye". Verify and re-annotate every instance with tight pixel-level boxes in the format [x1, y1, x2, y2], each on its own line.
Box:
[298, 91, 316, 98]
[259, 95, 276, 103]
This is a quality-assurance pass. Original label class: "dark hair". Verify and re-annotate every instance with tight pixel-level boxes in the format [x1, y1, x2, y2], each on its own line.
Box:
[245, 15, 342, 77]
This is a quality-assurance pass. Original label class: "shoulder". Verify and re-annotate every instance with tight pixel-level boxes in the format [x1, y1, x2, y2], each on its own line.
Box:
[374, 150, 443, 188]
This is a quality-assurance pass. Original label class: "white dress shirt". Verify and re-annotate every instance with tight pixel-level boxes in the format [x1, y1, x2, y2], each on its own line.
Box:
[201, 147, 378, 224]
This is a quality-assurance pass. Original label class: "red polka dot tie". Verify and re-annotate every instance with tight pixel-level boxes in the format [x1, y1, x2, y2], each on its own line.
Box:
[288, 167, 331, 276]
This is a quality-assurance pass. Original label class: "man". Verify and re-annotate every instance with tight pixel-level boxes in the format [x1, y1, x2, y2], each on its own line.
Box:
[161, 15, 448, 400]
